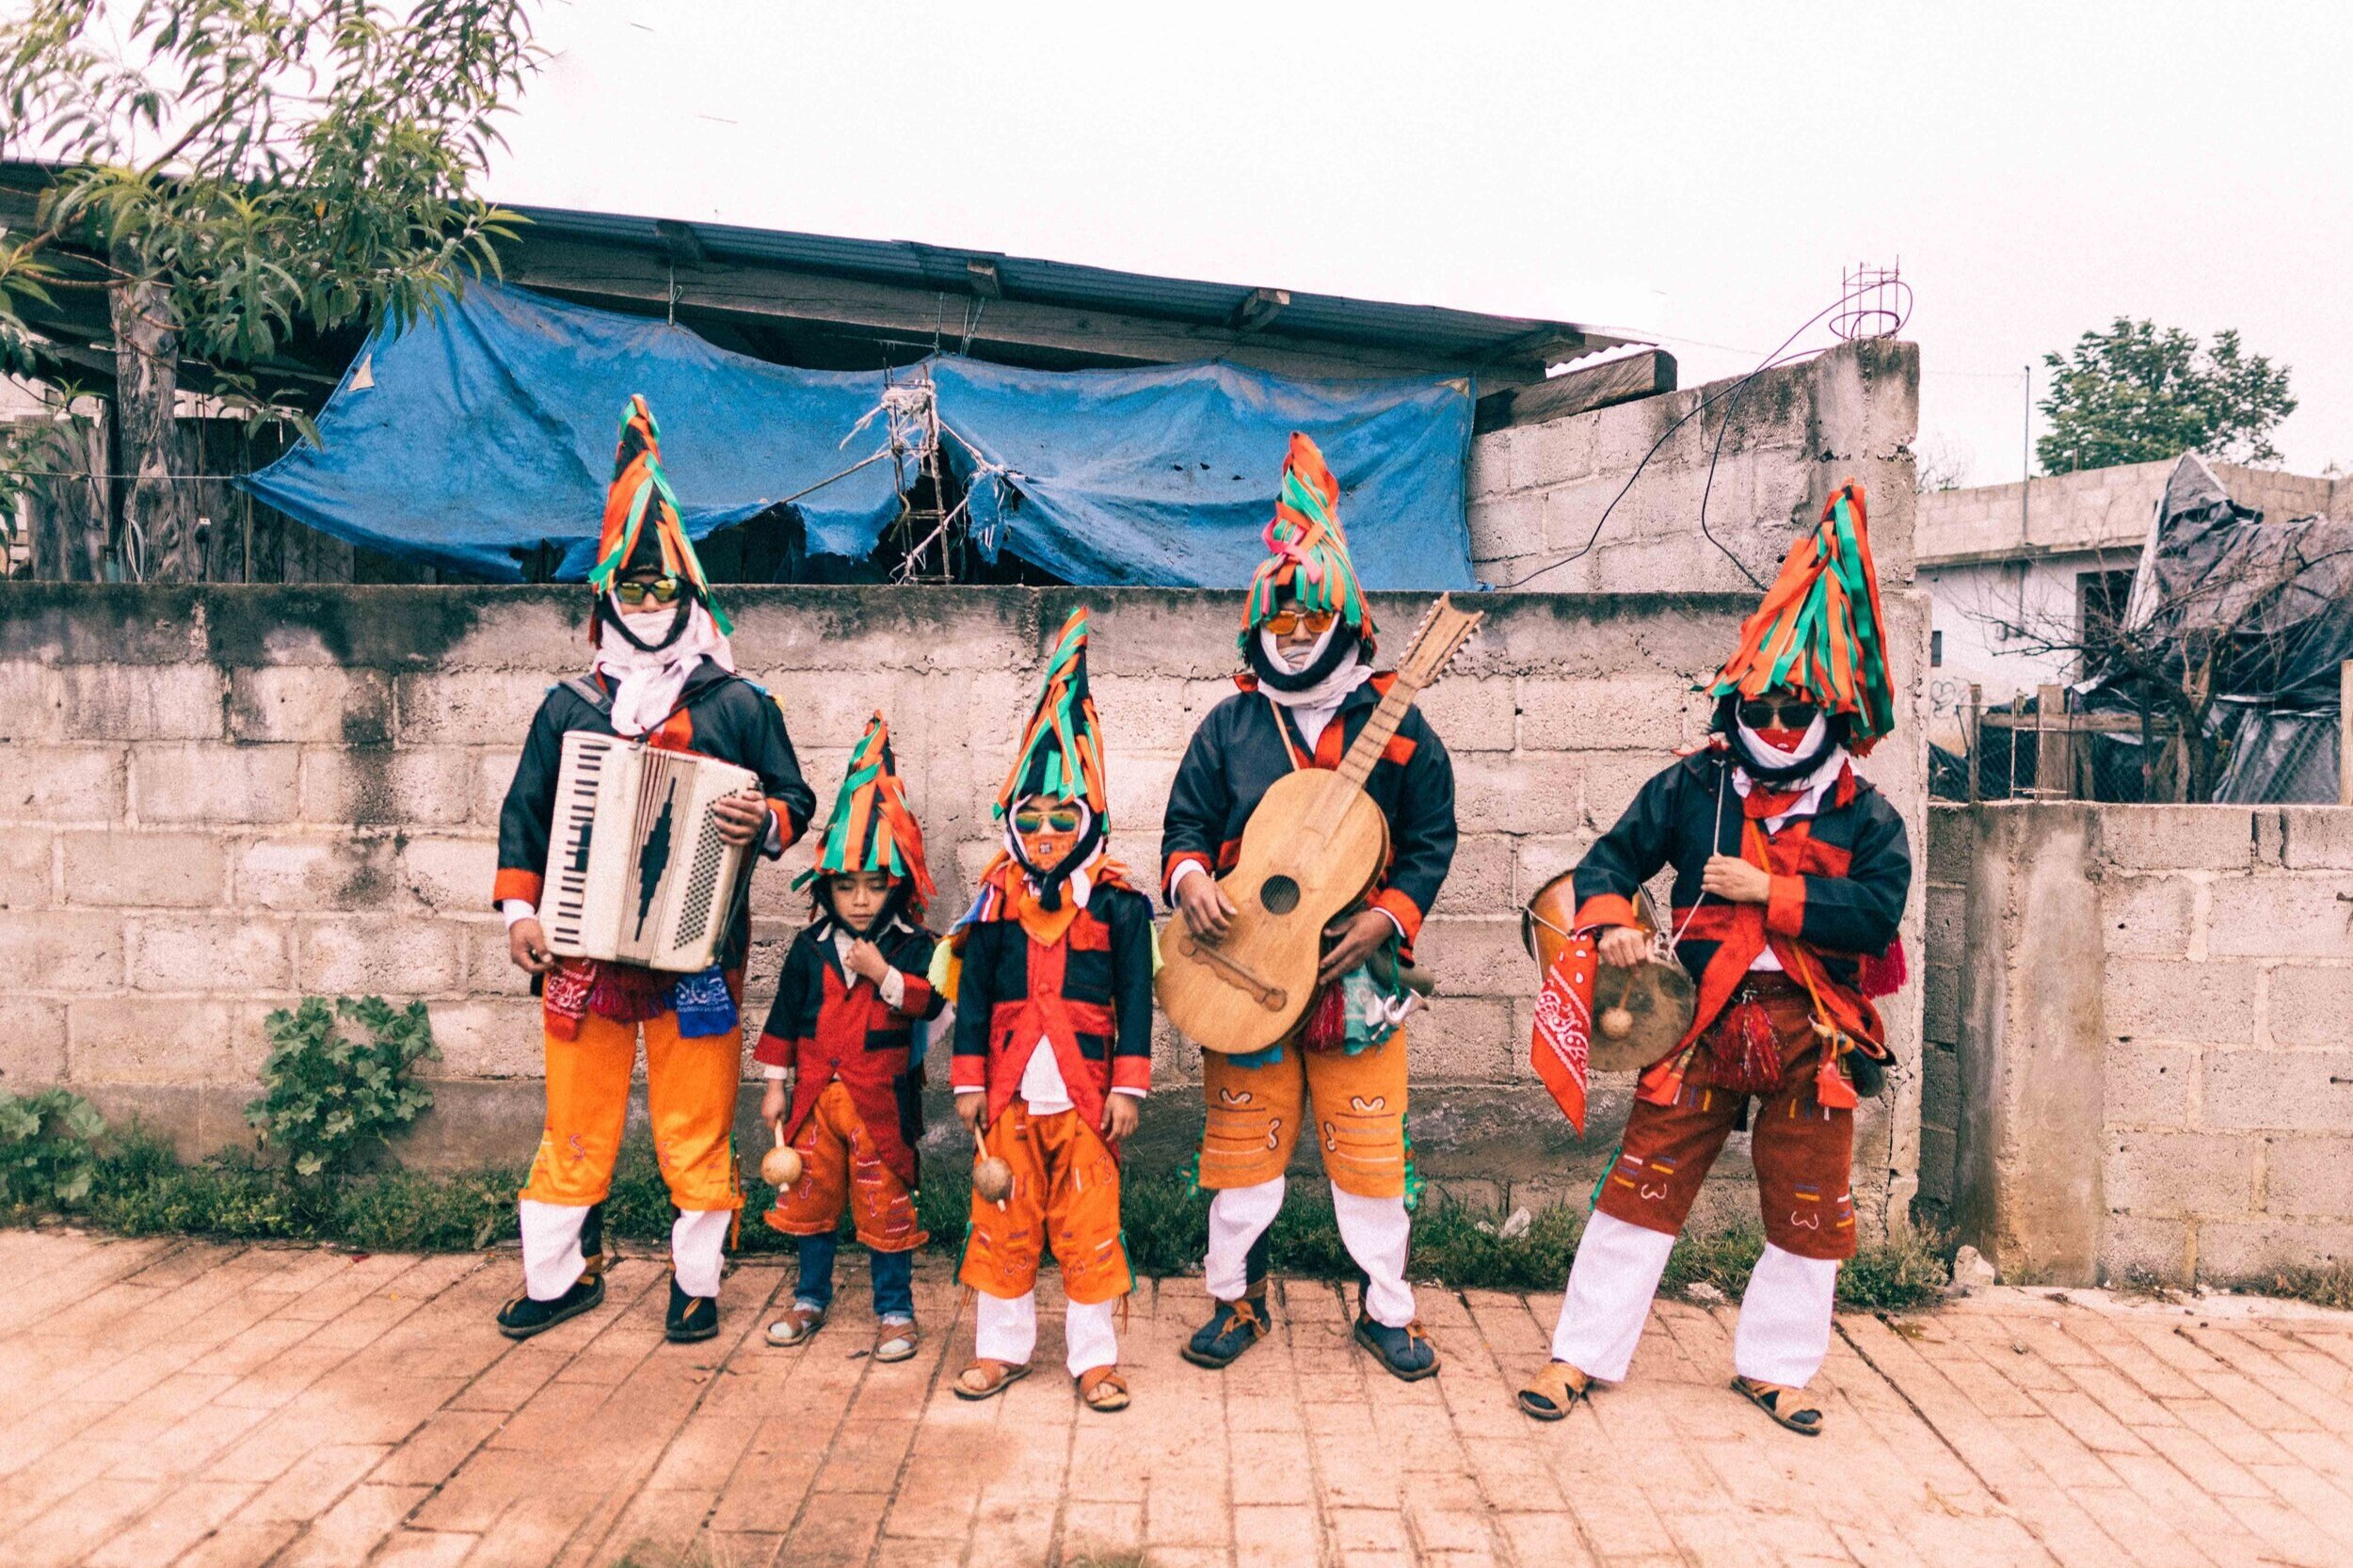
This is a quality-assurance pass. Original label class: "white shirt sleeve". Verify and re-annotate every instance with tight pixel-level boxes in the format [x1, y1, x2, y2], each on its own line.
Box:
[500, 899, 536, 930]
[762, 1064, 791, 1080]
[1169, 858, 1208, 891]
[878, 968, 906, 1011]
[762, 806, 786, 858]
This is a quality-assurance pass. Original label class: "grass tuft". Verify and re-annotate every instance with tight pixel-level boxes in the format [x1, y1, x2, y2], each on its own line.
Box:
[50, 1131, 1948, 1310]
[2232, 1263, 2353, 1312]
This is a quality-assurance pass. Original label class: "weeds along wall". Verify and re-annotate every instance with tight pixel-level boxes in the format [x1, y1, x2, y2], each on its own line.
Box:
[0, 578, 1932, 1237]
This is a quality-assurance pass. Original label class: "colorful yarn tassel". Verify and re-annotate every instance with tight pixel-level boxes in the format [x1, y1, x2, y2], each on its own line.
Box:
[799, 711, 936, 916]
[1240, 432, 1375, 654]
[995, 607, 1110, 824]
[1709, 481, 1891, 754]
[588, 395, 731, 633]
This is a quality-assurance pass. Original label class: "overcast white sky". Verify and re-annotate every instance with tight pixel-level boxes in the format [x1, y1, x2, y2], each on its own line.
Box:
[489, 0, 2352, 485]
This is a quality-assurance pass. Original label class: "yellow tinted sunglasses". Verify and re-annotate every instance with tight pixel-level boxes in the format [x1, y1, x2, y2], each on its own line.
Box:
[1012, 802, 1085, 834]
[1262, 606, 1337, 636]
[615, 575, 684, 605]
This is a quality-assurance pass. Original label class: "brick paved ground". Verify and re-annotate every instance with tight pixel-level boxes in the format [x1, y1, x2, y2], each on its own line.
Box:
[3, 1231, 2352, 1567]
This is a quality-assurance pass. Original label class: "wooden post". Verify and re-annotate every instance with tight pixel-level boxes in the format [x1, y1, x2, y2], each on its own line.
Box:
[2036, 683, 2072, 801]
[2341, 661, 2352, 807]
[1968, 682, 1984, 805]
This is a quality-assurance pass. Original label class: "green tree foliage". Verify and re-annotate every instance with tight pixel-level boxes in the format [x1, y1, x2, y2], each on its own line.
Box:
[0, 0, 536, 363]
[247, 996, 438, 1177]
[2038, 318, 2296, 474]
[0, 2, 537, 578]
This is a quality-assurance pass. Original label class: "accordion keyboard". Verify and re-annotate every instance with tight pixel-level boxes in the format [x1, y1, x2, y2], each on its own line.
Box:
[543, 731, 616, 954]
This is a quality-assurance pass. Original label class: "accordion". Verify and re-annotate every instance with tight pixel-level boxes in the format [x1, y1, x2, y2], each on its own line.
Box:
[541, 731, 762, 974]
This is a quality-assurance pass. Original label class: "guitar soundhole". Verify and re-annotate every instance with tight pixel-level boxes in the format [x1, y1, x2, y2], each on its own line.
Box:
[1258, 874, 1300, 915]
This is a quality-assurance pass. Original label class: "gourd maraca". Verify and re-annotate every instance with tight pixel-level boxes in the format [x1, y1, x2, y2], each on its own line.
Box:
[760, 1122, 802, 1188]
[971, 1127, 1014, 1205]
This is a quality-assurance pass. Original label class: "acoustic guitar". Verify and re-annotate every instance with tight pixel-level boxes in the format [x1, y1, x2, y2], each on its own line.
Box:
[1157, 595, 1483, 1054]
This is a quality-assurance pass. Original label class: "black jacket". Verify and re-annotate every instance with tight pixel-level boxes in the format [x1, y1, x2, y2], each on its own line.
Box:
[493, 659, 816, 971]
[1160, 675, 1457, 952]
[1573, 747, 1909, 1038]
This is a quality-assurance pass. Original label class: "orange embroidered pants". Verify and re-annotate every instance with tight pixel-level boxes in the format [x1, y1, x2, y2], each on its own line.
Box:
[520, 1008, 743, 1215]
[1198, 1028, 1410, 1199]
[763, 1080, 925, 1252]
[958, 1101, 1132, 1306]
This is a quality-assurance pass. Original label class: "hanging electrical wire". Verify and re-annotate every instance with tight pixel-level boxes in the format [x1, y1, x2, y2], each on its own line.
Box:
[1496, 272, 1915, 593]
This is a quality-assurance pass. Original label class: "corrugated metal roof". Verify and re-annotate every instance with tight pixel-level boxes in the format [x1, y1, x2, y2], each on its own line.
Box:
[511, 204, 1633, 364]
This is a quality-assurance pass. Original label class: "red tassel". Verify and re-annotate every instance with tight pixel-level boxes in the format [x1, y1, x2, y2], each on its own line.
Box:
[1303, 982, 1348, 1053]
[1859, 936, 1908, 999]
[1706, 996, 1785, 1095]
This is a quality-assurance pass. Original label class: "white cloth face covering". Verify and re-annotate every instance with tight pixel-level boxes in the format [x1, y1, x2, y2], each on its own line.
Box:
[594, 599, 735, 739]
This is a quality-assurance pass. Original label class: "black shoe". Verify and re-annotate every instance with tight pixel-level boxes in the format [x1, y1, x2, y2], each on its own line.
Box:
[666, 1277, 719, 1343]
[496, 1273, 605, 1340]
[1353, 1313, 1440, 1382]
[1182, 1297, 1270, 1369]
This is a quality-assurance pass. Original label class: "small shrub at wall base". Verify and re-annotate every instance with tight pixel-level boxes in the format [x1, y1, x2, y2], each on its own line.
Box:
[246, 997, 438, 1177]
[0, 1090, 106, 1209]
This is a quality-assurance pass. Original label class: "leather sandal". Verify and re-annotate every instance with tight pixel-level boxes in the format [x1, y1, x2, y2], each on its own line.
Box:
[764, 1302, 826, 1348]
[1079, 1366, 1130, 1414]
[1733, 1375, 1825, 1435]
[952, 1359, 1032, 1401]
[1516, 1360, 1593, 1422]
[873, 1319, 920, 1364]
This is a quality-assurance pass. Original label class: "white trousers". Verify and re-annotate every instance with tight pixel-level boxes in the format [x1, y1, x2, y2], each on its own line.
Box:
[518, 1199, 729, 1302]
[1203, 1176, 1417, 1329]
[1548, 1210, 1840, 1387]
[973, 1289, 1118, 1376]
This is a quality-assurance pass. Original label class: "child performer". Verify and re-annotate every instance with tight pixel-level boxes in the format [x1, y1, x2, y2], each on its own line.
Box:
[944, 608, 1156, 1415]
[754, 712, 945, 1361]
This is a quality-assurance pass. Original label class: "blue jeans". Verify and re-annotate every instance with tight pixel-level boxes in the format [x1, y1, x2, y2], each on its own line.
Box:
[794, 1231, 915, 1320]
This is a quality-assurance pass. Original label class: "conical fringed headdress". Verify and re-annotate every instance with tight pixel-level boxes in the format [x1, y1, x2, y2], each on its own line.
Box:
[797, 712, 936, 916]
[588, 394, 731, 633]
[1239, 432, 1373, 654]
[1708, 480, 1894, 755]
[994, 607, 1109, 824]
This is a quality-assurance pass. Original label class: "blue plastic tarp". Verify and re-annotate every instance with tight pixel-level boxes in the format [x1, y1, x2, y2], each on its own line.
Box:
[243, 280, 1476, 588]
[932, 357, 1474, 591]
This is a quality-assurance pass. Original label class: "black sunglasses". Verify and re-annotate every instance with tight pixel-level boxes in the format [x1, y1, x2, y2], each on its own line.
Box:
[1738, 699, 1819, 728]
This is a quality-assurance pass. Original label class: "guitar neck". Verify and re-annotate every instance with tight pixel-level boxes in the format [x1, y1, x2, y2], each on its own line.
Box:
[1336, 677, 1423, 788]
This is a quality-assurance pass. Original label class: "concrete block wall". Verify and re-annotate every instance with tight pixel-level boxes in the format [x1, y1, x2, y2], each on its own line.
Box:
[1929, 802, 2353, 1285]
[1917, 456, 2345, 566]
[1, 582, 1931, 1235]
[1467, 337, 1919, 596]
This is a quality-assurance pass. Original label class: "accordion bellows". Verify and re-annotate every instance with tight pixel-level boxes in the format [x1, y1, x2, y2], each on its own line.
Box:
[542, 732, 760, 973]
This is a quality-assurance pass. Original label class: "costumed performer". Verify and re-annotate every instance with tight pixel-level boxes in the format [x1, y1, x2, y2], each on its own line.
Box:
[1162, 432, 1458, 1382]
[492, 394, 816, 1344]
[755, 712, 946, 1362]
[945, 607, 1156, 1415]
[1516, 480, 1910, 1433]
